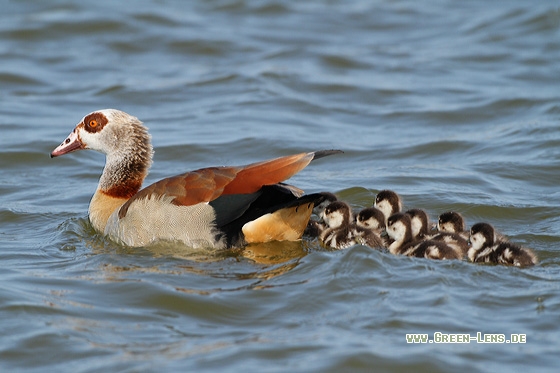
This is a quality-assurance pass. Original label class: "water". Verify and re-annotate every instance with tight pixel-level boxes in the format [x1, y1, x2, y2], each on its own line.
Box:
[1, 0, 559, 371]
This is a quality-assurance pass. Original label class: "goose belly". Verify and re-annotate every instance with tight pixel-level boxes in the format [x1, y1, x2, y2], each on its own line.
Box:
[104, 195, 225, 249]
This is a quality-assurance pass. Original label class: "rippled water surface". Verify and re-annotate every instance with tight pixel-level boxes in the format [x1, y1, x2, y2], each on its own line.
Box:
[1, 1, 560, 372]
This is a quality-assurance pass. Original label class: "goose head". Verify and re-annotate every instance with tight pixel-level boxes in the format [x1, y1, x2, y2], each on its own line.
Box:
[406, 208, 430, 239]
[51, 109, 154, 200]
[374, 189, 402, 222]
[356, 207, 385, 230]
[386, 212, 412, 243]
[322, 201, 352, 229]
[438, 211, 465, 233]
[469, 222, 495, 251]
[51, 109, 153, 163]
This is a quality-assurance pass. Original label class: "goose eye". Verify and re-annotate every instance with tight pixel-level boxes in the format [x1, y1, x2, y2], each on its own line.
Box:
[89, 119, 98, 128]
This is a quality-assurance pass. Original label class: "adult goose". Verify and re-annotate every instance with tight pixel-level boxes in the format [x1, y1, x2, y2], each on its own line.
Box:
[51, 109, 340, 249]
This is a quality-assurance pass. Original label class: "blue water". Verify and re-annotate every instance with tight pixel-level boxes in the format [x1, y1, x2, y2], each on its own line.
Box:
[1, 1, 559, 372]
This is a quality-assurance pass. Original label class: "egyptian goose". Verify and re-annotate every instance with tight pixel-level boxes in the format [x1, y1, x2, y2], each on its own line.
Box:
[374, 190, 402, 224]
[355, 206, 390, 247]
[430, 211, 470, 258]
[386, 213, 461, 260]
[51, 109, 341, 249]
[356, 206, 385, 232]
[304, 191, 338, 237]
[405, 208, 431, 240]
[400, 209, 469, 259]
[406, 209, 469, 258]
[318, 201, 384, 250]
[437, 211, 469, 240]
[468, 223, 537, 267]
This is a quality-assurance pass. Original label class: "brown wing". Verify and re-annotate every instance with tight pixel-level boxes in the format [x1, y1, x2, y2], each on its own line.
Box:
[118, 166, 239, 218]
[118, 151, 334, 218]
[222, 152, 318, 195]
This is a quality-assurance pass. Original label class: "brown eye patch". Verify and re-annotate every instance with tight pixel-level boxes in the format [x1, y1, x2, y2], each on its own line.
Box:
[83, 112, 108, 133]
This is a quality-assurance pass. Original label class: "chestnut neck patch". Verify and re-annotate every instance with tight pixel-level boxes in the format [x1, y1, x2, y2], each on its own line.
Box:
[103, 180, 142, 200]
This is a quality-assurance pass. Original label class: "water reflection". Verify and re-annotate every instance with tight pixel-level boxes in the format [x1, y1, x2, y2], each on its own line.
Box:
[240, 240, 307, 265]
[84, 227, 310, 290]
